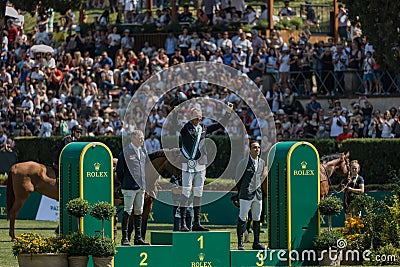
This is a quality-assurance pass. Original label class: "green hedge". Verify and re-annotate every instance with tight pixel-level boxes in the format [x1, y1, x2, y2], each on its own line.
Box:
[13, 137, 400, 184]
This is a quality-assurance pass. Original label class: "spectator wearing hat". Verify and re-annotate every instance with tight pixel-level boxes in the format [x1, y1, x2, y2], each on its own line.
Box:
[35, 23, 49, 45]
[100, 118, 114, 135]
[145, 132, 161, 153]
[23, 54, 35, 69]
[121, 29, 135, 53]
[30, 64, 44, 82]
[234, 32, 251, 53]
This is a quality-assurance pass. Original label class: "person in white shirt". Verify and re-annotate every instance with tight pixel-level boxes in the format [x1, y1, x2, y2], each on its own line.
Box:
[329, 108, 347, 138]
[121, 29, 134, 52]
[145, 132, 161, 153]
[38, 114, 53, 137]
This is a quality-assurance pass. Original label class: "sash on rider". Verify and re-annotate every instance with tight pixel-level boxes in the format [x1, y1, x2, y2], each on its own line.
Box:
[182, 125, 203, 173]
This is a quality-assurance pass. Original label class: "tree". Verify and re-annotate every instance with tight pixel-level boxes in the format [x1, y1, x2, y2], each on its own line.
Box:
[343, 0, 400, 72]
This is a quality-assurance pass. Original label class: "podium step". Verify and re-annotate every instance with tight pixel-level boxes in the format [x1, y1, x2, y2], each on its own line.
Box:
[115, 245, 172, 266]
[151, 231, 173, 245]
[230, 250, 289, 267]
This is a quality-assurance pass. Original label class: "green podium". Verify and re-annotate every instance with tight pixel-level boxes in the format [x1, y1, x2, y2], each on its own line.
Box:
[149, 231, 230, 267]
[115, 245, 173, 266]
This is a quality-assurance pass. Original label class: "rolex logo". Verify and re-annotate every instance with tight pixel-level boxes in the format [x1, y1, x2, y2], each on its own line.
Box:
[199, 253, 205, 261]
[301, 161, 307, 169]
[94, 162, 101, 171]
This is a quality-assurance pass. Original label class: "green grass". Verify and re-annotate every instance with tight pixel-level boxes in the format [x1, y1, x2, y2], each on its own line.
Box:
[0, 219, 267, 266]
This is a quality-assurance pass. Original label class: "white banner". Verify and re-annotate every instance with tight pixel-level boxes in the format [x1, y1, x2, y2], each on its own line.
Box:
[35, 196, 59, 221]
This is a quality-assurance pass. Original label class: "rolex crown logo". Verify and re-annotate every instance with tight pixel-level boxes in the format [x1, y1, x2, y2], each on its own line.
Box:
[199, 253, 205, 261]
[301, 161, 307, 169]
[94, 162, 101, 171]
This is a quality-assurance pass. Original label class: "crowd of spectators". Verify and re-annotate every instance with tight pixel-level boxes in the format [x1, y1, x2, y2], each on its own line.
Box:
[0, 1, 399, 153]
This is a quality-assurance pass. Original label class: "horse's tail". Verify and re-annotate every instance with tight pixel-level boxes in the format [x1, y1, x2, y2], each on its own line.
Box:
[6, 165, 15, 220]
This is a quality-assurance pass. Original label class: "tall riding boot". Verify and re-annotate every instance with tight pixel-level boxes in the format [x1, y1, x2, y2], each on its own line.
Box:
[179, 207, 190, 231]
[192, 197, 209, 231]
[237, 218, 246, 250]
[252, 220, 265, 250]
[127, 213, 134, 242]
[185, 207, 193, 231]
[173, 206, 181, 232]
[179, 195, 190, 232]
[121, 212, 131, 246]
[133, 215, 150, 245]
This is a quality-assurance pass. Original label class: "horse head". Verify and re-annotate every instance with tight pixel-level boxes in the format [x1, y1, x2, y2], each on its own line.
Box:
[335, 152, 350, 178]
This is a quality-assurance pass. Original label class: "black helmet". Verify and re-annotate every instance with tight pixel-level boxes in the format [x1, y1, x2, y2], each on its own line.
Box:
[72, 124, 83, 133]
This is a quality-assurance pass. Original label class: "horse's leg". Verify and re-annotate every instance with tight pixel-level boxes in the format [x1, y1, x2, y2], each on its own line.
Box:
[114, 216, 118, 241]
[141, 195, 154, 241]
[8, 195, 30, 241]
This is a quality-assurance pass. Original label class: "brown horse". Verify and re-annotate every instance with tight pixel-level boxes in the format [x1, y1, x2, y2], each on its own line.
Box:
[319, 152, 350, 199]
[6, 149, 181, 242]
[259, 152, 350, 200]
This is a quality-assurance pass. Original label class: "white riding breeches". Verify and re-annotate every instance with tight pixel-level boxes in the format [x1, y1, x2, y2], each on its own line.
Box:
[181, 168, 206, 198]
[122, 189, 145, 215]
[239, 196, 262, 221]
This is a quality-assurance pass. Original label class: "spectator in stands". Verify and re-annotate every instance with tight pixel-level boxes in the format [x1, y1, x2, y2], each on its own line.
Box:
[305, 93, 321, 118]
[337, 124, 352, 142]
[178, 5, 194, 23]
[332, 43, 348, 95]
[278, 1, 295, 17]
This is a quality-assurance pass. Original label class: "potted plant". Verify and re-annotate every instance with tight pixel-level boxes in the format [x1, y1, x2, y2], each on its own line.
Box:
[66, 232, 92, 267]
[89, 201, 116, 239]
[313, 229, 344, 266]
[89, 235, 117, 267]
[12, 232, 69, 267]
[89, 201, 117, 267]
[66, 198, 90, 231]
[319, 196, 343, 231]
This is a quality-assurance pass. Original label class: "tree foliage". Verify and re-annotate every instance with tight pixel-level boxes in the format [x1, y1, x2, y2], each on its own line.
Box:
[12, 0, 83, 15]
[343, 0, 400, 72]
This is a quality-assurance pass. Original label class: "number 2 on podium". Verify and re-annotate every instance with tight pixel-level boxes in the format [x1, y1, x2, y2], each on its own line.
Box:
[139, 252, 148, 266]
[197, 235, 204, 249]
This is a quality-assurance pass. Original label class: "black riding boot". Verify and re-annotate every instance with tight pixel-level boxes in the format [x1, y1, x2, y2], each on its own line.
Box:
[179, 207, 190, 231]
[127, 213, 134, 242]
[179, 195, 190, 232]
[133, 215, 150, 245]
[192, 197, 209, 232]
[252, 220, 265, 250]
[121, 212, 131, 246]
[185, 208, 193, 231]
[173, 206, 180, 231]
[237, 218, 246, 250]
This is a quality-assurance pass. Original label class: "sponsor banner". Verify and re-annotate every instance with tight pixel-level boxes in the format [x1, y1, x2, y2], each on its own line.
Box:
[35, 196, 59, 221]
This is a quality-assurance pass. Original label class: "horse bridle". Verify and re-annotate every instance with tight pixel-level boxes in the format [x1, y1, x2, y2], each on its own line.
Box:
[321, 155, 351, 196]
